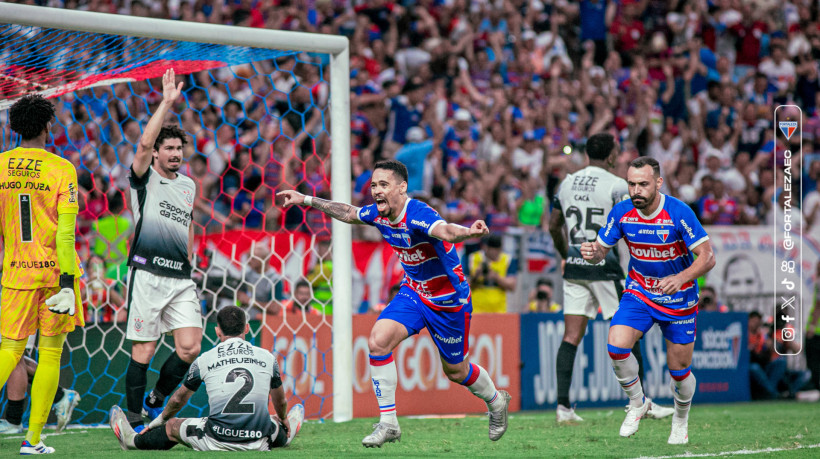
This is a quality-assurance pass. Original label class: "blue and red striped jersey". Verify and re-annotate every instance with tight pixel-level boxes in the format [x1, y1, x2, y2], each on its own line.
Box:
[358, 199, 470, 310]
[597, 194, 710, 314]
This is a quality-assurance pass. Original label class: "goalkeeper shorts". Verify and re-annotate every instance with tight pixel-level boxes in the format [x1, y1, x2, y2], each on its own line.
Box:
[1, 283, 83, 340]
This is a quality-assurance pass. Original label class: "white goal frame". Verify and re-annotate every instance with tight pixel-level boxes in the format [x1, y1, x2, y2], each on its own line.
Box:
[0, 2, 354, 423]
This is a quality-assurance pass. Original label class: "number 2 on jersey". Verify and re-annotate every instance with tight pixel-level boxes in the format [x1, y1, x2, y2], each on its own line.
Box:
[19, 194, 32, 242]
[566, 206, 604, 245]
[222, 368, 255, 415]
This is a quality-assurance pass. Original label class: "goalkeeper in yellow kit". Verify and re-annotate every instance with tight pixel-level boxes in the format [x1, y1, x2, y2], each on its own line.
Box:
[0, 94, 83, 454]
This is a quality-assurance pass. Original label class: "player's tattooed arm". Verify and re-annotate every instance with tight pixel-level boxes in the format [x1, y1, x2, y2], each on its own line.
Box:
[310, 197, 363, 224]
[276, 190, 363, 224]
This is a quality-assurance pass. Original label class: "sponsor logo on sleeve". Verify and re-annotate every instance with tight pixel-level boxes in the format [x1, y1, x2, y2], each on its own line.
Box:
[604, 217, 614, 238]
[410, 219, 430, 229]
[67, 182, 77, 203]
[680, 219, 695, 239]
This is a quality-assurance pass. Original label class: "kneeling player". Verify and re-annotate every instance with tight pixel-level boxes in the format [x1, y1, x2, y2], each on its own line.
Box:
[110, 306, 303, 452]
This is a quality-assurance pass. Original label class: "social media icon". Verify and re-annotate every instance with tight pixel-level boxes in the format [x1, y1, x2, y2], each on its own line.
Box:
[782, 328, 795, 342]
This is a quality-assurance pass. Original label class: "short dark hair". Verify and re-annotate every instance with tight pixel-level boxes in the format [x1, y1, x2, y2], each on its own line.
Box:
[217, 305, 247, 337]
[295, 279, 311, 291]
[484, 234, 503, 248]
[9, 95, 55, 141]
[374, 159, 409, 183]
[536, 278, 553, 288]
[749, 311, 762, 320]
[629, 156, 661, 178]
[153, 125, 188, 151]
[586, 132, 616, 161]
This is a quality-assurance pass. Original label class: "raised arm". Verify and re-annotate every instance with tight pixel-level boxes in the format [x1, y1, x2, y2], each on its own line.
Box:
[276, 189, 363, 224]
[133, 68, 184, 178]
[430, 220, 489, 244]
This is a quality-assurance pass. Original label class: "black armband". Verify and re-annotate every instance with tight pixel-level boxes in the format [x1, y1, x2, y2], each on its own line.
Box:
[59, 274, 75, 290]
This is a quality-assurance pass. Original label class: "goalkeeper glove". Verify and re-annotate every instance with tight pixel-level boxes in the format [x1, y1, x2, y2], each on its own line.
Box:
[46, 274, 76, 315]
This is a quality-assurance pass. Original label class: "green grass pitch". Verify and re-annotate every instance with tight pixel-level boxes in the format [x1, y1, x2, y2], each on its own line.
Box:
[2, 401, 819, 457]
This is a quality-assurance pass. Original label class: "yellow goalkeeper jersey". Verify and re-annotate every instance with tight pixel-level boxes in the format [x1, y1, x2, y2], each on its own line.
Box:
[0, 147, 81, 289]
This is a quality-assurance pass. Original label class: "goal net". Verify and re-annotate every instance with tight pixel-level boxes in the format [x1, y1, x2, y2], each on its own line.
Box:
[0, 3, 353, 425]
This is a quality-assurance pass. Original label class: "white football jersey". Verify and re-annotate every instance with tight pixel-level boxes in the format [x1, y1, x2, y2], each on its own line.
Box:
[184, 337, 281, 443]
[554, 165, 628, 281]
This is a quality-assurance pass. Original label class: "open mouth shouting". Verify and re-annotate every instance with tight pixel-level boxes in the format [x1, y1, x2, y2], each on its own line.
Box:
[375, 197, 388, 215]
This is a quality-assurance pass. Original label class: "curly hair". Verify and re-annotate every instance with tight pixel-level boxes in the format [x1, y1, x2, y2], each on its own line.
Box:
[9, 95, 55, 141]
[153, 125, 188, 151]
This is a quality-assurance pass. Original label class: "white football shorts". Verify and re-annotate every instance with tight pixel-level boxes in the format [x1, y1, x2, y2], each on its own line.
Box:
[179, 417, 283, 452]
[562, 278, 624, 320]
[125, 268, 202, 341]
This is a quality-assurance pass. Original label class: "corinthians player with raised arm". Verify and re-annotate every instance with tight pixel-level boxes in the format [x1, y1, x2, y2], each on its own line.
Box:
[123, 68, 203, 433]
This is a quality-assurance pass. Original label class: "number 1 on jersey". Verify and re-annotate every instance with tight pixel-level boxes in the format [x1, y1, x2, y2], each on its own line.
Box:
[19, 194, 32, 243]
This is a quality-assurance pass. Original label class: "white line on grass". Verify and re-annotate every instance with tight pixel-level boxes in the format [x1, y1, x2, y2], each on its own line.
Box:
[7, 430, 90, 440]
[632, 443, 820, 458]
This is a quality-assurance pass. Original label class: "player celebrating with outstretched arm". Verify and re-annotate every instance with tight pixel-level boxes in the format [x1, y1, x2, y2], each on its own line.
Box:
[0, 94, 83, 454]
[123, 68, 203, 432]
[278, 159, 511, 448]
[581, 157, 715, 445]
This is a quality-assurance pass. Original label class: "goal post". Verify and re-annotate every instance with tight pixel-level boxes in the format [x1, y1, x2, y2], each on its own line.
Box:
[0, 2, 353, 423]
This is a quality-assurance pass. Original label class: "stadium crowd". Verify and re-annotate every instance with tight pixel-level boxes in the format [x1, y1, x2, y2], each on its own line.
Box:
[3, 0, 820, 324]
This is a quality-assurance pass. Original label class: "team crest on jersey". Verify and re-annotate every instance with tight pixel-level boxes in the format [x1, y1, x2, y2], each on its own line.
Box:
[657, 229, 669, 242]
[400, 232, 411, 246]
[134, 318, 144, 332]
[182, 189, 194, 207]
[779, 121, 798, 140]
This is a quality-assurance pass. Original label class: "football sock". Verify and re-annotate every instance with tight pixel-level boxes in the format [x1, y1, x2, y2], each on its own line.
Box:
[5, 398, 25, 426]
[126, 359, 149, 428]
[670, 367, 696, 421]
[150, 352, 191, 408]
[369, 353, 398, 425]
[27, 333, 65, 444]
[556, 341, 578, 409]
[0, 338, 27, 389]
[53, 386, 66, 404]
[632, 340, 645, 386]
[460, 363, 503, 411]
[608, 344, 644, 408]
[134, 426, 177, 450]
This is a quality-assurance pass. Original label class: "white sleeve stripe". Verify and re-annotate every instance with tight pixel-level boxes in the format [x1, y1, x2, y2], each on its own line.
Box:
[597, 236, 615, 248]
[428, 220, 445, 237]
[688, 236, 709, 250]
